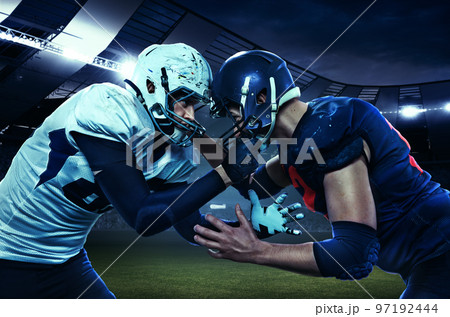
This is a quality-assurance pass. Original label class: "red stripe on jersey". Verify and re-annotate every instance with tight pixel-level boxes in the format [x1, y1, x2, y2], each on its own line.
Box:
[287, 166, 316, 211]
[385, 118, 411, 149]
[409, 155, 424, 174]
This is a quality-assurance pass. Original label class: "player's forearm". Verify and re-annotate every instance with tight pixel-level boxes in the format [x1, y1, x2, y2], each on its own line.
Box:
[135, 169, 227, 236]
[232, 164, 285, 199]
[251, 241, 322, 276]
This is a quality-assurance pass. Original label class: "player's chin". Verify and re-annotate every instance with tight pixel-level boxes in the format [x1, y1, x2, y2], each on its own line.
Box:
[177, 121, 197, 136]
[176, 118, 193, 129]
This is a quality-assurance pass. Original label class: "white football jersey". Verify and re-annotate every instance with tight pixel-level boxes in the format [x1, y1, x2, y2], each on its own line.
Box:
[0, 83, 196, 264]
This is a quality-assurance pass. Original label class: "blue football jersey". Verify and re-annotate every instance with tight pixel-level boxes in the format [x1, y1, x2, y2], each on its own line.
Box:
[0, 83, 196, 264]
[283, 96, 450, 277]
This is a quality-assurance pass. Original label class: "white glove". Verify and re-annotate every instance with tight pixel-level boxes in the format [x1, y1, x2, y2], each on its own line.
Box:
[249, 190, 304, 236]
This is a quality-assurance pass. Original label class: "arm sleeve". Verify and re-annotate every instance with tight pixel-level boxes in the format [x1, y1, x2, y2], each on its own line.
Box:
[232, 165, 285, 199]
[73, 132, 227, 236]
[313, 221, 380, 280]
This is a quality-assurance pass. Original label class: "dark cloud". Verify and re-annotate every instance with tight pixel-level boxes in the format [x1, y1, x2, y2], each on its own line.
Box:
[179, 0, 450, 85]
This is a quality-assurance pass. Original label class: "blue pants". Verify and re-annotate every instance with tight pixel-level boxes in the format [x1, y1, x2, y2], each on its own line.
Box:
[0, 249, 115, 299]
[401, 250, 450, 299]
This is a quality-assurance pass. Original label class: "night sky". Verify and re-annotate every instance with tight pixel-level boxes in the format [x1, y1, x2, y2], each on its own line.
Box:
[179, 0, 450, 86]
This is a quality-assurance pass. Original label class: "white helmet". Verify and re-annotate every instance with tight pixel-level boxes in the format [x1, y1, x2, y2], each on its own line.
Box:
[125, 43, 213, 146]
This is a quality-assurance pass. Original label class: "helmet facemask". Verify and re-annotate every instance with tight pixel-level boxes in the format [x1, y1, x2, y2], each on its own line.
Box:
[213, 96, 257, 148]
[150, 78, 211, 147]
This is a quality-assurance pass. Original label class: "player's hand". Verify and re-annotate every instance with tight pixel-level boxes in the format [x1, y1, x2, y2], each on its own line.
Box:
[193, 204, 265, 263]
[221, 138, 261, 184]
[249, 190, 304, 236]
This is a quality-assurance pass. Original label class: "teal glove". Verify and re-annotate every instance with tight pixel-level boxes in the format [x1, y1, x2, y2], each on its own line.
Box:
[249, 190, 304, 236]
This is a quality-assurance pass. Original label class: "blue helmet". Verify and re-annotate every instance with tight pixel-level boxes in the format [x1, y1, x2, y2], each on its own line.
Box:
[211, 50, 301, 142]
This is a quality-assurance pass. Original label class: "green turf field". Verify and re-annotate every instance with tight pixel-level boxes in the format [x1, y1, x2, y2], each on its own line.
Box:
[85, 230, 405, 299]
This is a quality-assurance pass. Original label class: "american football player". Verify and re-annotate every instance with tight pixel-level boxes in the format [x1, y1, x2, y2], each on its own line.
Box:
[0, 43, 261, 298]
[193, 50, 450, 298]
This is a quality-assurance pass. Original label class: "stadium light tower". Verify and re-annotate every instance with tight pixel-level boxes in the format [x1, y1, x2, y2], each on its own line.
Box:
[0, 25, 134, 77]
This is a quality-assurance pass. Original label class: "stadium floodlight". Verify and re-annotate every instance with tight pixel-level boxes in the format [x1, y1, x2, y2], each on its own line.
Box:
[400, 105, 423, 118]
[119, 60, 136, 78]
[444, 103, 450, 112]
[0, 28, 42, 50]
[0, 24, 133, 77]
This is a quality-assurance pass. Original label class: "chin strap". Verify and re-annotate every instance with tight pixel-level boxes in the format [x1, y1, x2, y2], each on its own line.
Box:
[124, 78, 158, 127]
[124, 79, 146, 106]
